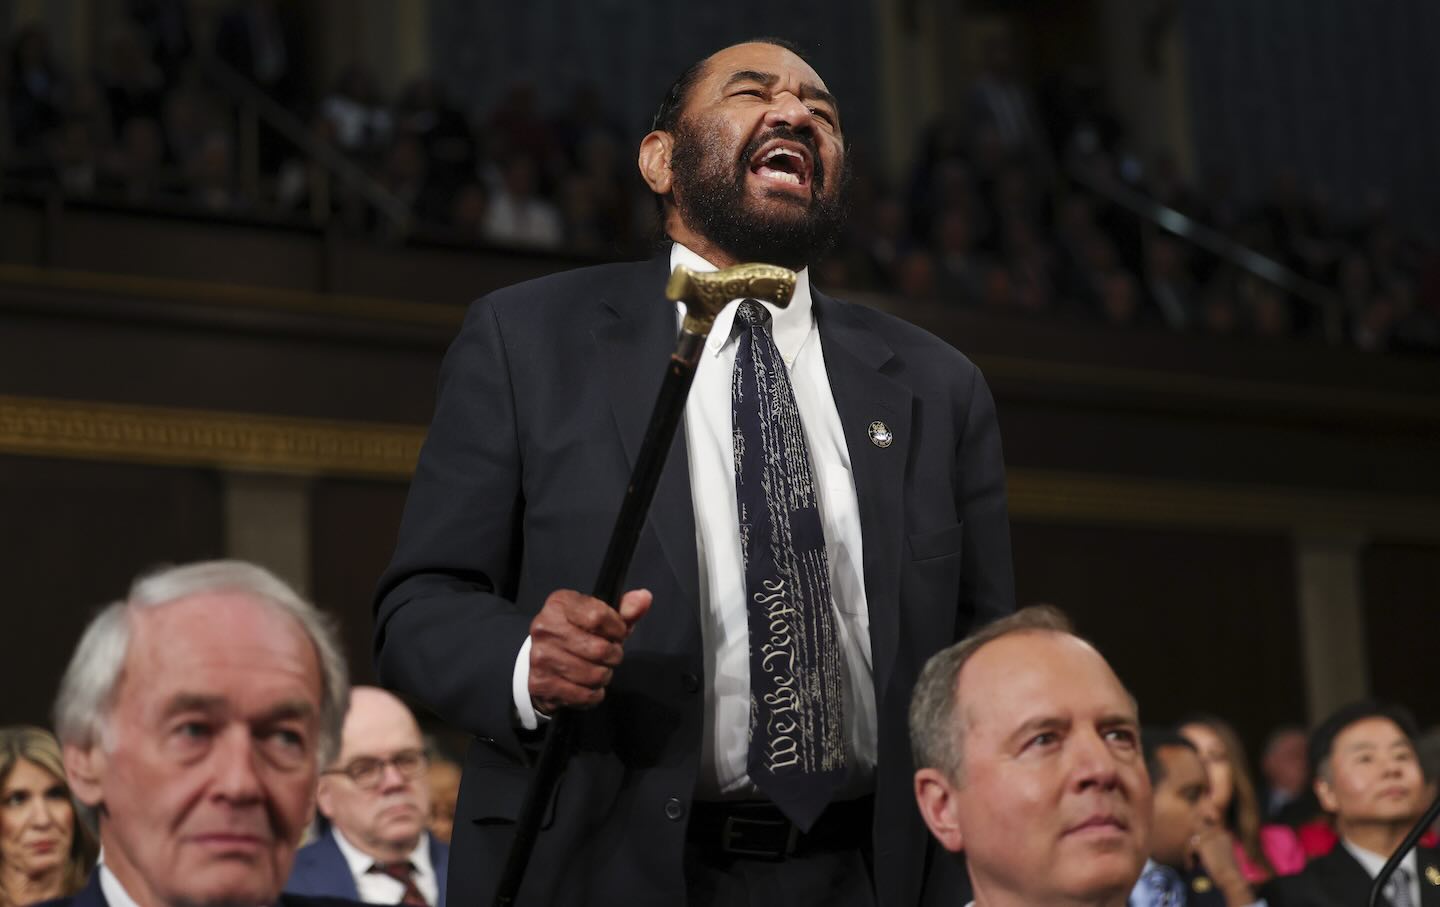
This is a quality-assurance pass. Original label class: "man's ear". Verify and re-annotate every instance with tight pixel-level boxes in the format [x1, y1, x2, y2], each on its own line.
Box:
[914, 767, 966, 853]
[1314, 773, 1339, 813]
[63, 742, 106, 809]
[315, 776, 336, 822]
[637, 130, 674, 197]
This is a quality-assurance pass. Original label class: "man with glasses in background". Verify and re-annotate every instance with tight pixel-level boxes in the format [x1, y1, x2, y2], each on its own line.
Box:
[286, 687, 449, 907]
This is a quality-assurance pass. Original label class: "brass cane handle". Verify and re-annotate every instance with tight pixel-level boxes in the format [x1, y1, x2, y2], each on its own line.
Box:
[667, 263, 797, 336]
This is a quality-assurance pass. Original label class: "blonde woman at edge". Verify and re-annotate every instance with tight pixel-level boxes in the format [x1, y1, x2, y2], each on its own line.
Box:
[0, 727, 96, 907]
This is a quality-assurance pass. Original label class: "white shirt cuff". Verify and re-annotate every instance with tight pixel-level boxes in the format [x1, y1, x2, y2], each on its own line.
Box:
[512, 636, 548, 730]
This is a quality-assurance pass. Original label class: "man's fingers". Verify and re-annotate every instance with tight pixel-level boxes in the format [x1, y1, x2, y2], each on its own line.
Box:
[617, 588, 653, 631]
[527, 587, 653, 711]
[532, 678, 607, 712]
[531, 642, 614, 688]
[564, 594, 631, 641]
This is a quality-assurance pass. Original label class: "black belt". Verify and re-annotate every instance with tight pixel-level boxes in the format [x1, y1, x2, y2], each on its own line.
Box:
[686, 796, 874, 860]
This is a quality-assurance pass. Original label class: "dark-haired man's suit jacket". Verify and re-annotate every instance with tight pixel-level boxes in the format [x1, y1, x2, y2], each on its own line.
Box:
[1267, 843, 1440, 907]
[39, 873, 360, 907]
[284, 828, 449, 907]
[373, 252, 1015, 906]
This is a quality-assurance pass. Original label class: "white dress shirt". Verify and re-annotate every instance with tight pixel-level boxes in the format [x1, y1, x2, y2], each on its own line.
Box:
[98, 866, 144, 907]
[331, 827, 439, 906]
[513, 242, 876, 799]
[1343, 837, 1420, 907]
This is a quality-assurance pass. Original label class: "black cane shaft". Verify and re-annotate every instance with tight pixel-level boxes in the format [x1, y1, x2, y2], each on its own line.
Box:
[492, 332, 704, 906]
[1369, 787, 1440, 907]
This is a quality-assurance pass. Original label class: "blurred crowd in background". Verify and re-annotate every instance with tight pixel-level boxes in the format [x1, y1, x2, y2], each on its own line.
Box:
[5, 2, 1440, 356]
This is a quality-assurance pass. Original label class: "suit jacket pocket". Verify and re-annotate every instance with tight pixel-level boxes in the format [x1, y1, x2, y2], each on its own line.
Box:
[909, 522, 964, 562]
[462, 741, 534, 825]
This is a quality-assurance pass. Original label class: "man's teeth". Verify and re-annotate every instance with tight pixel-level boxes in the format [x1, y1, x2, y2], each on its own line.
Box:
[763, 148, 802, 165]
[758, 167, 801, 185]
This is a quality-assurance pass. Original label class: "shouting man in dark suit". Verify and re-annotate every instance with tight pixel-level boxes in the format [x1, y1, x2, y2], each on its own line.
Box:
[45, 561, 356, 907]
[374, 37, 1014, 907]
[1269, 701, 1439, 907]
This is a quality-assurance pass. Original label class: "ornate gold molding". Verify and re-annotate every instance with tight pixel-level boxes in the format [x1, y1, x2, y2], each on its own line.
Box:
[0, 395, 423, 478]
[1, 394, 1436, 538]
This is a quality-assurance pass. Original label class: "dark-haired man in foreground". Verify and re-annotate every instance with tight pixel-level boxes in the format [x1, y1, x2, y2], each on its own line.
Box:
[375, 38, 1012, 906]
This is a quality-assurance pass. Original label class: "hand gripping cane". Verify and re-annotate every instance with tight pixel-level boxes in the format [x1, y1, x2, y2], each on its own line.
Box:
[492, 262, 797, 906]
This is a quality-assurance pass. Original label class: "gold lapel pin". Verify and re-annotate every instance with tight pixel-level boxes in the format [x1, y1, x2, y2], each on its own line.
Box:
[868, 420, 893, 448]
[1191, 876, 1213, 893]
[1425, 865, 1440, 886]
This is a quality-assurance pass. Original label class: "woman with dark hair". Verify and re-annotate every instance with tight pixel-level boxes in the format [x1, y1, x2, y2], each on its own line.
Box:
[1180, 715, 1306, 882]
[0, 727, 95, 906]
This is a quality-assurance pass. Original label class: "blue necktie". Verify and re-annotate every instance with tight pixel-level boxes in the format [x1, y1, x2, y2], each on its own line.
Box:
[732, 299, 845, 831]
[1133, 864, 1185, 907]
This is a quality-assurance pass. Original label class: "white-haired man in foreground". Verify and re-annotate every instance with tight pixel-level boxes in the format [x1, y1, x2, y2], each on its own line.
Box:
[47, 560, 356, 907]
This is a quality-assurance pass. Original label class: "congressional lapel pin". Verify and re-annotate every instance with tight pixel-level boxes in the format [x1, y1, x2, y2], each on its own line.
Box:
[1425, 865, 1440, 886]
[868, 420, 893, 448]
[1191, 876, 1213, 894]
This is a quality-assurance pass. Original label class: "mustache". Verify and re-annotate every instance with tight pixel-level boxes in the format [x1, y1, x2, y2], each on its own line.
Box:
[737, 126, 824, 191]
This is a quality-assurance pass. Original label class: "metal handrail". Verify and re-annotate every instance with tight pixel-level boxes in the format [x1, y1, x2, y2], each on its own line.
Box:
[1068, 161, 1343, 344]
[195, 52, 411, 236]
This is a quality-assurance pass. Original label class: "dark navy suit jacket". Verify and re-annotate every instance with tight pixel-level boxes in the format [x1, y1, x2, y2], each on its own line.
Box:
[374, 252, 1015, 906]
[284, 829, 449, 907]
[39, 871, 359, 907]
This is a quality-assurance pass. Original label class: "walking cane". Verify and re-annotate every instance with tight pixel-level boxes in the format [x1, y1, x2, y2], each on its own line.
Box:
[492, 261, 797, 906]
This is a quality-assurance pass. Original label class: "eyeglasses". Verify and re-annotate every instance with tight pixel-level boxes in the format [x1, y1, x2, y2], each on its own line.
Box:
[322, 749, 430, 791]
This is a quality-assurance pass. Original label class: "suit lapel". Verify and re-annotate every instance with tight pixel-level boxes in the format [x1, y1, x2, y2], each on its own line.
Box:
[1320, 846, 1395, 906]
[593, 255, 699, 603]
[430, 836, 449, 907]
[73, 873, 108, 907]
[812, 290, 912, 704]
[318, 830, 360, 899]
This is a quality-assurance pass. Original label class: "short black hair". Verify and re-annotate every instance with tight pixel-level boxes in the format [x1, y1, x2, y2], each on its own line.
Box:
[1308, 699, 1419, 778]
[649, 36, 813, 134]
[1143, 727, 1198, 787]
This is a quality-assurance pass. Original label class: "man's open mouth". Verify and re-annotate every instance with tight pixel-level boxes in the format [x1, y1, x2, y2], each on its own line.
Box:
[749, 141, 812, 189]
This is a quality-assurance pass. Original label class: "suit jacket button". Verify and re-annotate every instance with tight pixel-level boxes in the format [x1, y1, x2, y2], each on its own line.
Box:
[664, 798, 685, 821]
[681, 672, 700, 693]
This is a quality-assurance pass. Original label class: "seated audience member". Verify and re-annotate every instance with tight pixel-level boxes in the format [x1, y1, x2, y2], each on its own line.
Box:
[1138, 728, 1265, 907]
[1268, 701, 1436, 907]
[0, 728, 95, 906]
[424, 757, 460, 847]
[1181, 715, 1305, 882]
[1260, 726, 1309, 820]
[48, 560, 355, 907]
[286, 688, 448, 907]
[911, 605, 1150, 907]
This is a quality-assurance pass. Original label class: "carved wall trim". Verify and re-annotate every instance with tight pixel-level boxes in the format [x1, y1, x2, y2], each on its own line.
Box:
[2, 393, 1436, 538]
[0, 394, 421, 478]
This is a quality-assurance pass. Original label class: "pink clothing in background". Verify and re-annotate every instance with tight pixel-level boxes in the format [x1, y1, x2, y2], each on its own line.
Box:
[1232, 824, 1307, 882]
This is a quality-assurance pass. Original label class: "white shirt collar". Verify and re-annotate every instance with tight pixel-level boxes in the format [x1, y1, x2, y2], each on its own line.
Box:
[668, 242, 815, 366]
[331, 825, 434, 879]
[100, 863, 270, 907]
[98, 866, 143, 907]
[1341, 835, 1418, 879]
